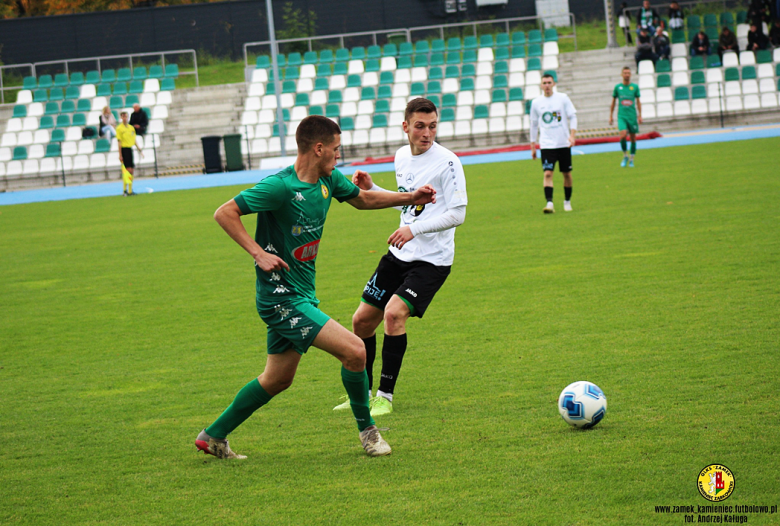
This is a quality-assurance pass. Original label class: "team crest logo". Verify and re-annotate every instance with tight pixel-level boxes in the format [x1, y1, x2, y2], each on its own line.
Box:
[321, 184, 329, 199]
[291, 225, 302, 236]
[697, 464, 735, 502]
[629, 86, 634, 90]
[542, 111, 561, 124]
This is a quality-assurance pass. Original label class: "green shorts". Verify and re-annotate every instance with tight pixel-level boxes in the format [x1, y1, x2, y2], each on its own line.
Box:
[257, 299, 330, 355]
[617, 115, 639, 134]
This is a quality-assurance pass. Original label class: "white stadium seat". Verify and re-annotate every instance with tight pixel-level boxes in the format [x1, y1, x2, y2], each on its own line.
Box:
[738, 51, 755, 65]
[156, 91, 172, 106]
[340, 102, 357, 117]
[17, 131, 33, 146]
[380, 57, 397, 71]
[656, 87, 673, 102]
[387, 127, 404, 144]
[28, 144, 45, 159]
[742, 80, 758, 95]
[6, 160, 23, 176]
[760, 93, 778, 108]
[673, 100, 691, 116]
[442, 78, 459, 93]
[411, 67, 427, 82]
[91, 96, 108, 111]
[671, 57, 688, 71]
[16, 90, 33, 104]
[368, 128, 386, 146]
[140, 92, 157, 107]
[691, 99, 708, 114]
[454, 120, 471, 137]
[73, 155, 89, 171]
[39, 157, 56, 173]
[437, 122, 454, 138]
[347, 60, 364, 75]
[725, 96, 742, 111]
[0, 147, 11, 161]
[245, 97, 261, 111]
[525, 71, 541, 86]
[456, 91, 474, 107]
[543, 42, 559, 56]
[757, 64, 774, 79]
[542, 56, 559, 70]
[255, 124, 272, 138]
[300, 64, 316, 79]
[736, 24, 749, 38]
[357, 100, 374, 115]
[152, 106, 169, 120]
[251, 139, 268, 155]
[89, 153, 106, 170]
[508, 72, 525, 88]
[638, 60, 654, 75]
[743, 94, 760, 110]
[251, 68, 268, 84]
[525, 85, 541, 100]
[355, 115, 371, 130]
[310, 90, 327, 106]
[642, 88, 656, 103]
[759, 78, 776, 93]
[248, 83, 265, 97]
[638, 74, 654, 90]
[78, 140, 94, 155]
[1, 133, 17, 148]
[643, 103, 656, 118]
[477, 62, 493, 77]
[291, 106, 307, 121]
[148, 120, 164, 135]
[33, 130, 49, 145]
[455, 106, 473, 121]
[391, 97, 407, 112]
[362, 72, 378, 87]
[708, 98, 725, 113]
[707, 83, 724, 98]
[773, 48, 780, 62]
[472, 119, 489, 135]
[490, 102, 507, 118]
[507, 101, 524, 116]
[6, 119, 22, 133]
[261, 95, 277, 110]
[477, 48, 494, 62]
[488, 117, 505, 134]
[394, 69, 411, 84]
[506, 115, 523, 131]
[475, 76, 492, 90]
[352, 129, 369, 146]
[339, 131, 352, 147]
[144, 79, 160, 93]
[22, 117, 38, 131]
[0, 162, 5, 176]
[329, 75, 346, 90]
[392, 84, 410, 98]
[61, 141, 77, 156]
[670, 43, 687, 57]
[656, 102, 673, 117]
[28, 103, 44, 117]
[296, 78, 313, 93]
[724, 81, 741, 96]
[389, 112, 404, 127]
[22, 159, 39, 175]
[241, 111, 258, 126]
[279, 93, 294, 108]
[474, 89, 490, 105]
[672, 72, 689, 86]
[509, 58, 526, 73]
[722, 52, 739, 67]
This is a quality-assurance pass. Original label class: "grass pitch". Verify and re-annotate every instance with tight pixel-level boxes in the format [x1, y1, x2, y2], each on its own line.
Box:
[1, 138, 778, 525]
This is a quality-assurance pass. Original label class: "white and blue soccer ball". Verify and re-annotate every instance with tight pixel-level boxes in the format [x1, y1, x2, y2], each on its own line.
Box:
[558, 381, 607, 429]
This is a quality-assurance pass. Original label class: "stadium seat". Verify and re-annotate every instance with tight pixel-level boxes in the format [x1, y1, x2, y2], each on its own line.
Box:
[671, 58, 688, 72]
[38, 75, 53, 89]
[78, 140, 94, 155]
[427, 81, 442, 95]
[494, 47, 510, 61]
[542, 56, 559, 70]
[689, 56, 705, 70]
[756, 63, 773, 79]
[442, 78, 459, 94]
[97, 83, 112, 97]
[643, 103, 656, 118]
[656, 87, 673, 102]
[380, 57, 397, 72]
[657, 74, 672, 88]
[690, 71, 706, 85]
[21, 159, 39, 175]
[12, 146, 28, 160]
[28, 143, 45, 158]
[160, 78, 175, 91]
[724, 68, 740, 82]
[725, 81, 741, 96]
[743, 94, 760, 110]
[638, 60, 654, 75]
[742, 79, 759, 95]
[670, 43, 687, 58]
[739, 51, 756, 66]
[706, 55, 722, 68]
[527, 58, 541, 72]
[741, 66, 756, 80]
[706, 69, 723, 83]
[691, 98, 708, 114]
[527, 44, 542, 58]
[430, 53, 445, 66]
[495, 32, 510, 47]
[12, 105, 27, 119]
[114, 82, 128, 95]
[43, 101, 58, 116]
[53, 73, 69, 88]
[164, 64, 179, 78]
[751, 49, 769, 64]
[672, 72, 689, 87]
[100, 70, 115, 83]
[641, 89, 656, 103]
[116, 68, 132, 82]
[758, 78, 776, 93]
[722, 52, 739, 68]
[655, 60, 671, 73]
[543, 42, 559, 56]
[490, 100, 507, 117]
[691, 85, 707, 99]
[725, 96, 742, 111]
[33, 89, 48, 103]
[23, 76, 37, 90]
[1, 133, 17, 148]
[760, 93, 778, 108]
[674, 86, 690, 101]
[674, 100, 692, 116]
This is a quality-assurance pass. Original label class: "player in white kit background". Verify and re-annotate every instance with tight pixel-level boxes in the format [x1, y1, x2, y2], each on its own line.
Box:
[529, 74, 578, 214]
[334, 97, 468, 417]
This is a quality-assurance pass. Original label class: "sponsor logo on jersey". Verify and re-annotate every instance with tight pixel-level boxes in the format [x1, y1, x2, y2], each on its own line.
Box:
[405, 288, 418, 298]
[291, 225, 302, 236]
[621, 99, 634, 106]
[411, 204, 426, 217]
[364, 274, 386, 302]
[300, 326, 313, 338]
[321, 184, 329, 199]
[292, 192, 306, 201]
[289, 317, 301, 328]
[405, 173, 414, 185]
[292, 239, 320, 262]
[264, 243, 278, 254]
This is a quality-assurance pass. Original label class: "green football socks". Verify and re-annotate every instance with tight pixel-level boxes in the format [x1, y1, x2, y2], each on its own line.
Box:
[205, 378, 273, 439]
[341, 366, 375, 432]
[620, 137, 627, 153]
[630, 140, 637, 155]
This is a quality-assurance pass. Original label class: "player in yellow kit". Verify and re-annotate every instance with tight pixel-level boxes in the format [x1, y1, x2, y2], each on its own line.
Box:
[116, 111, 143, 195]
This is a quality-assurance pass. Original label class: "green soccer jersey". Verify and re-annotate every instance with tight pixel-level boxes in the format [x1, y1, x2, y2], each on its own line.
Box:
[613, 82, 640, 119]
[234, 166, 360, 308]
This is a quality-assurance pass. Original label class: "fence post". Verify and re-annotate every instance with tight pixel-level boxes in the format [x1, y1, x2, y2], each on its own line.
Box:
[245, 125, 252, 171]
[59, 149, 67, 187]
[719, 82, 724, 128]
[152, 133, 159, 178]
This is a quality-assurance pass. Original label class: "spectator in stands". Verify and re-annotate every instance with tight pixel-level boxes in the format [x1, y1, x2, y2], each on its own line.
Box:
[619, 2, 633, 45]
[653, 26, 671, 60]
[635, 27, 657, 64]
[690, 29, 712, 56]
[769, 19, 780, 47]
[717, 26, 739, 58]
[99, 106, 117, 142]
[667, 1, 685, 30]
[747, 0, 770, 25]
[747, 23, 770, 50]
[129, 103, 148, 136]
[637, 0, 660, 36]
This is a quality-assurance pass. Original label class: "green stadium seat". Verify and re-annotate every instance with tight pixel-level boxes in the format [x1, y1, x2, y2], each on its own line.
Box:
[285, 67, 299, 80]
[85, 70, 101, 84]
[328, 90, 343, 103]
[377, 85, 392, 99]
[101, 70, 116, 83]
[109, 96, 123, 109]
[165, 64, 180, 79]
[13, 146, 28, 161]
[398, 42, 413, 56]
[742, 66, 756, 80]
[528, 30, 542, 44]
[45, 142, 61, 158]
[361, 87, 376, 100]
[325, 104, 339, 118]
[671, 29, 686, 44]
[446, 38, 462, 52]
[703, 14, 718, 28]
[431, 39, 445, 53]
[340, 116, 354, 131]
[34, 89, 48, 102]
[23, 76, 37, 90]
[720, 12, 734, 27]
[335, 48, 350, 62]
[129, 80, 143, 94]
[495, 33, 510, 47]
[525, 99, 533, 114]
[50, 128, 66, 142]
[445, 65, 459, 79]
[689, 56, 705, 70]
[511, 31, 526, 46]
[736, 10, 747, 23]
[39, 116, 54, 129]
[44, 101, 59, 115]
[442, 93, 456, 107]
[60, 100, 76, 113]
[113, 82, 128, 95]
[544, 70, 558, 82]
[125, 94, 139, 106]
[724, 67, 739, 81]
[430, 53, 445, 66]
[413, 54, 428, 68]
[294, 93, 310, 106]
[365, 59, 380, 73]
[56, 114, 71, 127]
[372, 114, 388, 128]
[281, 80, 296, 93]
[777, 79, 780, 92]
[776, 64, 780, 77]
[687, 15, 701, 31]
[427, 81, 441, 94]
[479, 35, 494, 48]
[705, 27, 719, 40]
[461, 64, 476, 77]
[691, 70, 706, 84]
[383, 43, 398, 57]
[316, 64, 332, 77]
[275, 55, 287, 68]
[366, 45, 382, 60]
[69, 72, 85, 86]
[511, 46, 526, 58]
[440, 108, 455, 122]
[256, 56, 271, 69]
[133, 67, 147, 80]
[495, 47, 510, 60]
[351, 47, 366, 60]
[346, 74, 361, 88]
[309, 105, 324, 116]
[657, 74, 671, 87]
[313, 77, 329, 91]
[65, 86, 80, 100]
[38, 74, 53, 89]
[494, 60, 509, 74]
[13, 105, 27, 118]
[287, 52, 303, 67]
[333, 62, 348, 75]
[674, 86, 689, 100]
[411, 82, 425, 96]
[460, 78, 474, 91]
[492, 89, 507, 103]
[160, 78, 175, 91]
[755, 50, 772, 64]
[117, 68, 132, 82]
[319, 50, 335, 63]
[691, 85, 707, 99]
[509, 87, 524, 101]
[375, 99, 390, 113]
[379, 71, 394, 85]
[54, 73, 69, 88]
[462, 50, 477, 63]
[428, 66, 443, 80]
[474, 105, 489, 119]
[655, 59, 671, 73]
[77, 99, 91, 112]
[493, 74, 508, 88]
[72, 113, 87, 127]
[397, 55, 412, 69]
[303, 51, 318, 65]
[544, 29, 559, 42]
[463, 36, 478, 50]
[706, 55, 721, 68]
[49, 88, 64, 101]
[527, 58, 542, 71]
[94, 139, 111, 153]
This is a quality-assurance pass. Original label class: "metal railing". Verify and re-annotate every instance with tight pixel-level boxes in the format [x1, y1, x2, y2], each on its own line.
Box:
[0, 63, 35, 105]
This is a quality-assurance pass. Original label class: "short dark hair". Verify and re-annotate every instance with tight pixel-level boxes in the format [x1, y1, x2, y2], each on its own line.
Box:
[541, 73, 555, 81]
[404, 97, 438, 122]
[622, 66, 632, 71]
[296, 115, 341, 152]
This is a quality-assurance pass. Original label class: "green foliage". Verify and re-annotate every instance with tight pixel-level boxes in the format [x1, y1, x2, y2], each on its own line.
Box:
[0, 139, 778, 524]
[277, 1, 317, 54]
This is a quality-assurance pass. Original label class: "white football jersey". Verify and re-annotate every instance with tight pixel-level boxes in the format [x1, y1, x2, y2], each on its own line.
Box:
[390, 142, 467, 267]
[529, 92, 578, 150]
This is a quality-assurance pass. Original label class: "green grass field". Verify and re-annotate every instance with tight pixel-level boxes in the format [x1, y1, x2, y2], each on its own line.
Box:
[1, 138, 779, 525]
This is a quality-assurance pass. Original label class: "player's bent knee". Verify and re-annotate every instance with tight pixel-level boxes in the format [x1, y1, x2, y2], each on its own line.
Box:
[384, 307, 410, 333]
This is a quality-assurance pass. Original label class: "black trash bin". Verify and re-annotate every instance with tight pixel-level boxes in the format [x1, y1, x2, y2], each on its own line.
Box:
[223, 134, 245, 172]
[201, 136, 223, 173]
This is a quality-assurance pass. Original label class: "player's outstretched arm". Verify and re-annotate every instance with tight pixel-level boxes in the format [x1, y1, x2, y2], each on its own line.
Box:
[351, 169, 374, 190]
[609, 98, 616, 125]
[214, 199, 289, 273]
[347, 184, 436, 210]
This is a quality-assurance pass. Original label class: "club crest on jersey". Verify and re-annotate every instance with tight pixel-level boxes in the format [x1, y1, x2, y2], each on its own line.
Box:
[542, 111, 561, 124]
[321, 184, 329, 199]
[292, 239, 320, 262]
[291, 225, 302, 236]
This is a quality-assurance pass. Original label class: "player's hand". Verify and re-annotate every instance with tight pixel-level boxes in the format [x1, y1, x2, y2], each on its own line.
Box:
[569, 136, 576, 147]
[255, 251, 290, 273]
[638, 115, 643, 124]
[609, 117, 613, 126]
[352, 170, 374, 190]
[531, 144, 537, 160]
[411, 184, 436, 205]
[139, 151, 145, 159]
[387, 226, 414, 249]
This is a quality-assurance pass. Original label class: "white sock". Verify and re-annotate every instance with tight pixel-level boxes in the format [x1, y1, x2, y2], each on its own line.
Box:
[376, 390, 393, 402]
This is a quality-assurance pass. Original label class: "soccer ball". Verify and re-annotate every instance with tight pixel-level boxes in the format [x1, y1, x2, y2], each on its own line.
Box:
[558, 381, 607, 429]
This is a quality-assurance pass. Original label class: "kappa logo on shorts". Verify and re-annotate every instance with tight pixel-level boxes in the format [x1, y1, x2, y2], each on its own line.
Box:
[289, 317, 301, 328]
[270, 272, 281, 282]
[274, 304, 292, 320]
[300, 326, 313, 337]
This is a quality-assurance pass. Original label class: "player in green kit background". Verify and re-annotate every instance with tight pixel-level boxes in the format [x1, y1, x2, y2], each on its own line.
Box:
[194, 116, 436, 459]
[609, 66, 643, 168]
